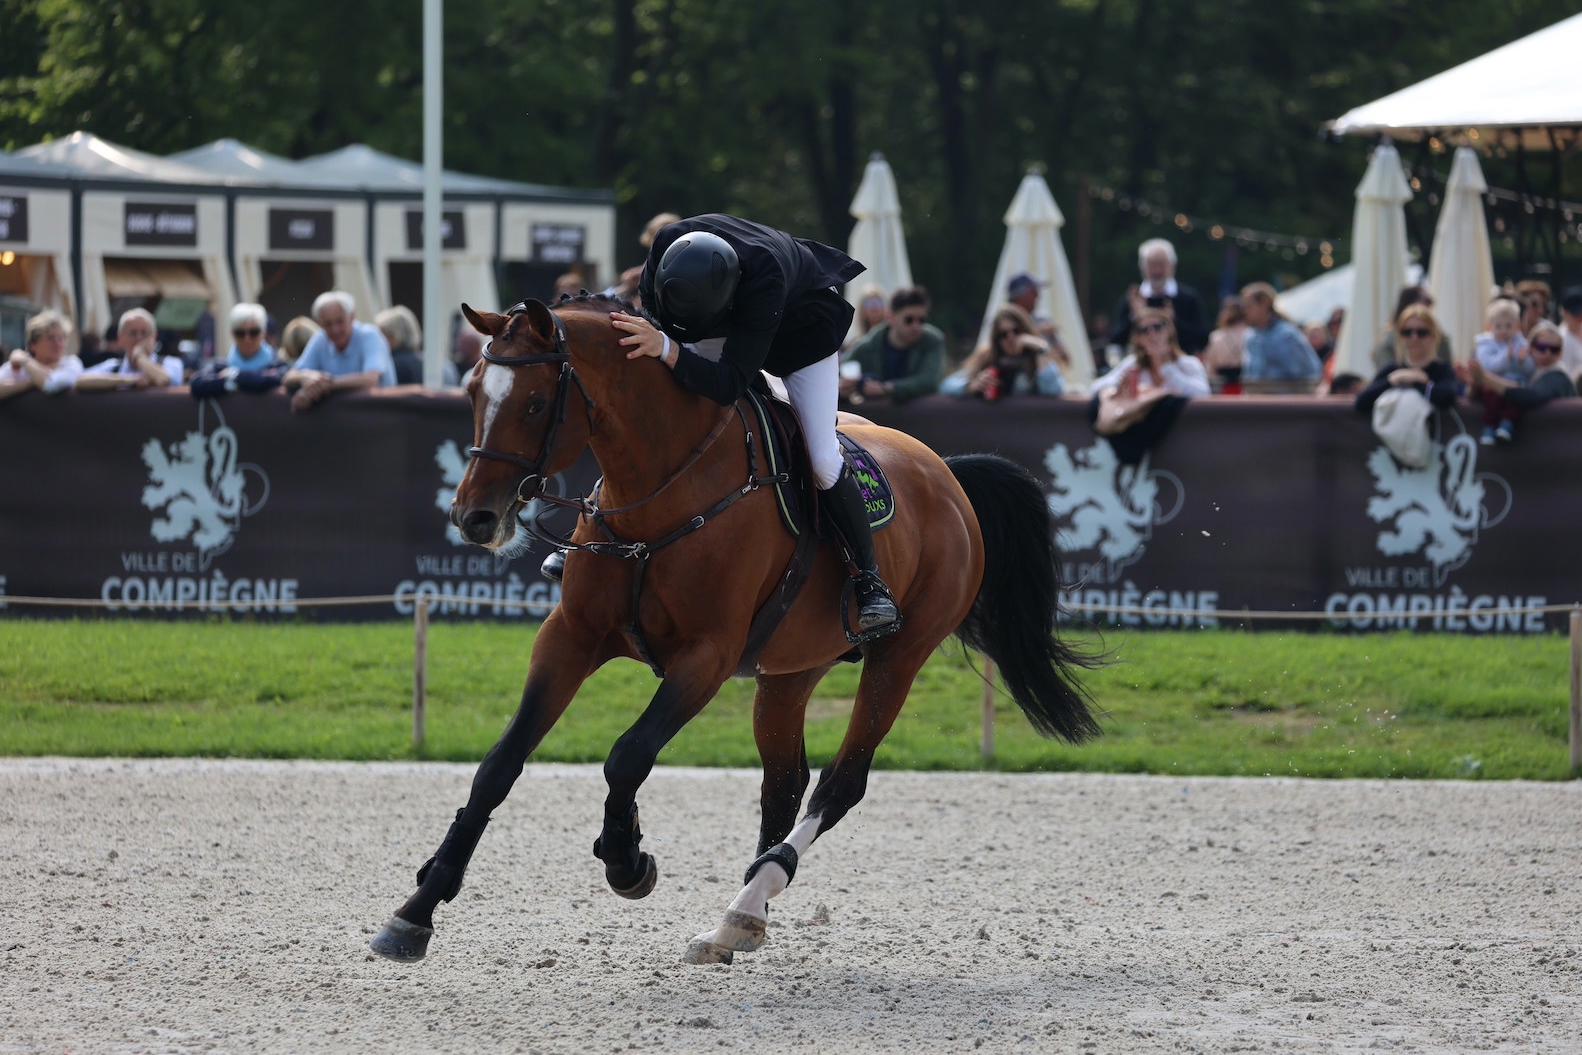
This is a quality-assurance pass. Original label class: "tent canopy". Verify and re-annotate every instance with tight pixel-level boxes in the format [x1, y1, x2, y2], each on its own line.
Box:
[293, 144, 602, 199]
[14, 132, 613, 202]
[16, 131, 218, 184]
[1328, 14, 1582, 149]
[168, 138, 341, 189]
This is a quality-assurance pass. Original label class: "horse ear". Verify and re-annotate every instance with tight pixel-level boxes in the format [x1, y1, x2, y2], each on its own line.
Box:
[461, 303, 508, 337]
[517, 299, 559, 344]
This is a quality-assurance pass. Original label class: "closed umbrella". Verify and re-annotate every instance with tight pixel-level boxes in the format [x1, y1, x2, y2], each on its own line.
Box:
[979, 169, 1094, 391]
[1334, 143, 1414, 378]
[844, 153, 912, 335]
[1427, 147, 1495, 363]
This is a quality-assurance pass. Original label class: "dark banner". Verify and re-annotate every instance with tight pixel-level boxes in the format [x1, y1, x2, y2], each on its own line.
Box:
[531, 223, 586, 265]
[859, 398, 1578, 634]
[125, 201, 198, 247]
[404, 209, 466, 251]
[0, 392, 1576, 631]
[0, 392, 591, 621]
[0, 194, 28, 244]
[268, 207, 335, 251]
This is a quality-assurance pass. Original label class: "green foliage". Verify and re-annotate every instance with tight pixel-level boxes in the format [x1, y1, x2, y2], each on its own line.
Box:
[0, 620, 1572, 779]
[2, 0, 1579, 332]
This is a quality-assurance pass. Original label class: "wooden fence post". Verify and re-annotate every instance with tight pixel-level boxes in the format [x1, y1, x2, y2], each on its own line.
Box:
[981, 658, 997, 763]
[1569, 606, 1580, 776]
[413, 597, 430, 751]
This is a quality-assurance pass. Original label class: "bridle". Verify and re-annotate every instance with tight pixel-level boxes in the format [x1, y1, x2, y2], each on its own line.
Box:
[466, 301, 596, 507]
[462, 300, 773, 556]
[461, 297, 789, 677]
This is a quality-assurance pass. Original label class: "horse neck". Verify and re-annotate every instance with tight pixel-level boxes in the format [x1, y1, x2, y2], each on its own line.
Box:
[570, 318, 724, 511]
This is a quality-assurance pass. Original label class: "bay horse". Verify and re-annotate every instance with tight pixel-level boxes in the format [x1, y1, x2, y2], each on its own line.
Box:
[370, 294, 1098, 964]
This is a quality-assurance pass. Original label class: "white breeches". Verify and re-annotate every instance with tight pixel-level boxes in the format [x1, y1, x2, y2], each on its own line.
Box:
[783, 352, 843, 490]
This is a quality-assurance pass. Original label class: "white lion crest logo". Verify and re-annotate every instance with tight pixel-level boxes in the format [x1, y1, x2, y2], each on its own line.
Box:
[141, 403, 269, 567]
[434, 440, 566, 546]
[1043, 441, 1183, 579]
[1365, 435, 1510, 585]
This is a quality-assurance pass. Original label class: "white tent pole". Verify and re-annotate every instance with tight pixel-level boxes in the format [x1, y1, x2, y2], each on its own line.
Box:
[421, 0, 444, 389]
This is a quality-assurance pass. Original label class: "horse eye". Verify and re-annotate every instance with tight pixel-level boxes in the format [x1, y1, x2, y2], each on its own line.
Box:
[525, 398, 548, 416]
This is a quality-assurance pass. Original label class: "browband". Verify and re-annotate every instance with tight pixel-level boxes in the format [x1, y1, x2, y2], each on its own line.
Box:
[480, 301, 570, 366]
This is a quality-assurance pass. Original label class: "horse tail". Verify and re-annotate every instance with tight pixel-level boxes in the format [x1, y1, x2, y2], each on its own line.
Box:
[946, 453, 1102, 744]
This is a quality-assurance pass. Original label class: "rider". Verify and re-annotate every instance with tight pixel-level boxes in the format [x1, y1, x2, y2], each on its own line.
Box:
[539, 213, 899, 636]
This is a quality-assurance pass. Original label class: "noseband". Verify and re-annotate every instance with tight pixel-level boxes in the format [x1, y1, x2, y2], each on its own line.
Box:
[466, 302, 597, 505]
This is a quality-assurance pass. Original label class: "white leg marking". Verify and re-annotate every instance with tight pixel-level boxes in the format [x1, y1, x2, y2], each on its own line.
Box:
[727, 813, 823, 917]
[480, 363, 514, 440]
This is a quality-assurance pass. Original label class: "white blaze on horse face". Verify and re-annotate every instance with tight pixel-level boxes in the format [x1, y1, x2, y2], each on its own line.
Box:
[480, 364, 515, 443]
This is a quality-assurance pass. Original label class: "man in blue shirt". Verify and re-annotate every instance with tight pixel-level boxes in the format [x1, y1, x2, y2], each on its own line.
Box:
[285, 290, 396, 411]
[1241, 282, 1321, 384]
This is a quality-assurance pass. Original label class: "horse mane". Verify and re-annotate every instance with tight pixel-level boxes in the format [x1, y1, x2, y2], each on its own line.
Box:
[550, 289, 658, 327]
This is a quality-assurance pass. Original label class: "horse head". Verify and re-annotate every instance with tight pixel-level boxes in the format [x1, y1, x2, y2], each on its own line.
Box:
[451, 299, 600, 551]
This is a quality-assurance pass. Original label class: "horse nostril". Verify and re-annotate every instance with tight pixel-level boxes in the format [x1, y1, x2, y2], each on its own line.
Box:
[461, 509, 498, 542]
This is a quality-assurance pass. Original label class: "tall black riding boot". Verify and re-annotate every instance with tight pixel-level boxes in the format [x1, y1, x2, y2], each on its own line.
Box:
[821, 466, 900, 636]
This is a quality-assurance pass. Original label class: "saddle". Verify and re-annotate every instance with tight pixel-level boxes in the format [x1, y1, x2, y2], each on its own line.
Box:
[735, 381, 896, 674]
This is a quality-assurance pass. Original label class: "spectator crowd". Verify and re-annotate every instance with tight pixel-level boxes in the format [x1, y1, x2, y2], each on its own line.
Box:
[3, 229, 1578, 468]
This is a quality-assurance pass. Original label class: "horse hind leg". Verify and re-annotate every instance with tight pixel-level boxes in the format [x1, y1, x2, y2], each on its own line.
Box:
[753, 667, 826, 854]
[683, 645, 926, 964]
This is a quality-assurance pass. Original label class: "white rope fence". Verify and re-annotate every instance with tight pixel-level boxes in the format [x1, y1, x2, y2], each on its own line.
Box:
[3, 594, 1579, 774]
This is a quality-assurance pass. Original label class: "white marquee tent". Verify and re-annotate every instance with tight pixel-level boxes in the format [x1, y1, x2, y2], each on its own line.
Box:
[0, 150, 83, 331]
[4, 132, 616, 353]
[1275, 262, 1423, 328]
[172, 139, 382, 321]
[18, 132, 235, 338]
[1328, 14, 1582, 149]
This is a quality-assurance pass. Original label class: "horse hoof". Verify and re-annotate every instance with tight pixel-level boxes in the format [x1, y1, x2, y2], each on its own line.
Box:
[682, 935, 735, 965]
[369, 917, 434, 962]
[608, 853, 659, 900]
[714, 910, 769, 952]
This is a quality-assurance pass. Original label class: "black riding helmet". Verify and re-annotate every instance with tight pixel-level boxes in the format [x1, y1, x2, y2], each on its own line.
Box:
[653, 232, 740, 335]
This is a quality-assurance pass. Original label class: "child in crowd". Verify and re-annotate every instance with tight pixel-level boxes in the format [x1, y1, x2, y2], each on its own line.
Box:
[1473, 298, 1532, 444]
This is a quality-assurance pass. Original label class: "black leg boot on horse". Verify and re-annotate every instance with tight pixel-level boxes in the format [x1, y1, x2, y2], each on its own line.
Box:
[821, 465, 900, 639]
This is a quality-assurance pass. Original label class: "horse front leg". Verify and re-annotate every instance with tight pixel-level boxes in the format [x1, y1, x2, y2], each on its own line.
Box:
[594, 643, 735, 899]
[370, 612, 602, 962]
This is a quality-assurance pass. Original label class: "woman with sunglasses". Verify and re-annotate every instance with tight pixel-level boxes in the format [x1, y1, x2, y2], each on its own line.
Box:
[1462, 320, 1577, 436]
[1087, 307, 1208, 463]
[225, 303, 276, 374]
[1354, 304, 1459, 416]
[941, 304, 1066, 399]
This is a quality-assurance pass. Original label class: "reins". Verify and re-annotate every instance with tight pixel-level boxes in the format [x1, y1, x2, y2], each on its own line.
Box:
[467, 301, 788, 563]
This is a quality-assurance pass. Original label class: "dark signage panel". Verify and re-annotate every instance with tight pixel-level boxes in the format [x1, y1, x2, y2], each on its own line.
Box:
[0, 395, 1577, 633]
[268, 208, 335, 251]
[0, 195, 28, 244]
[404, 209, 466, 251]
[125, 201, 198, 247]
[531, 223, 586, 265]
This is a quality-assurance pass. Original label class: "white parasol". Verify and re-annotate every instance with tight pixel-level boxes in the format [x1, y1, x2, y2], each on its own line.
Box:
[978, 169, 1093, 391]
[844, 153, 913, 334]
[1334, 144, 1414, 378]
[1426, 147, 1496, 363]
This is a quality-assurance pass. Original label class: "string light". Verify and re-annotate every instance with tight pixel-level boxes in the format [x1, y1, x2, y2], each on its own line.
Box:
[1085, 182, 1343, 267]
[0, 251, 15, 267]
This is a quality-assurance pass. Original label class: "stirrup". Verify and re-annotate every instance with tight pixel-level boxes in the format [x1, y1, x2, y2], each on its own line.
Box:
[843, 572, 902, 645]
[540, 548, 566, 582]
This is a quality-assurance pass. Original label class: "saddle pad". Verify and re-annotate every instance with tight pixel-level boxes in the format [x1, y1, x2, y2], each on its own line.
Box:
[838, 432, 896, 532]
